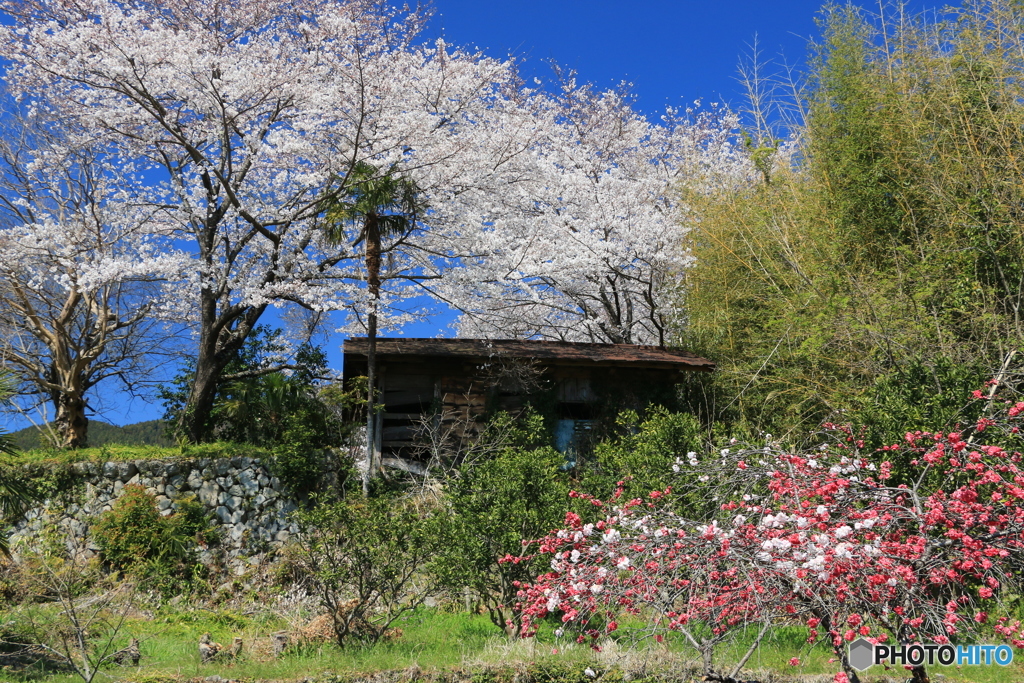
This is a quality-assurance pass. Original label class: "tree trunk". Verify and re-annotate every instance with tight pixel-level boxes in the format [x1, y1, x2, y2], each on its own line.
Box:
[363, 213, 382, 495]
[182, 351, 224, 444]
[177, 288, 267, 443]
[363, 308, 378, 495]
[820, 613, 862, 683]
[53, 391, 88, 449]
[47, 359, 89, 449]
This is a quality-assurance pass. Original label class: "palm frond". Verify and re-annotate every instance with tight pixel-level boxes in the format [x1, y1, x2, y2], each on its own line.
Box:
[0, 371, 33, 556]
[321, 161, 426, 246]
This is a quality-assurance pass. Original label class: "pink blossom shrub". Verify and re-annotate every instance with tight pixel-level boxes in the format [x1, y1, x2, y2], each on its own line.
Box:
[513, 393, 1024, 683]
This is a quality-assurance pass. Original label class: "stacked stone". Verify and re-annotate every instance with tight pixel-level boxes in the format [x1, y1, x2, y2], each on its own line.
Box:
[11, 456, 302, 569]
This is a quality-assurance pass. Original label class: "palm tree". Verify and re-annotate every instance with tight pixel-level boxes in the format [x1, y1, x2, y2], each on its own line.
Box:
[323, 162, 425, 493]
[0, 372, 34, 555]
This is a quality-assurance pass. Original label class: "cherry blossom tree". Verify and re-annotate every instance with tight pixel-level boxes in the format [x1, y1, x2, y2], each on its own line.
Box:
[0, 105, 186, 448]
[0, 0, 527, 442]
[438, 75, 748, 346]
[516, 390, 1024, 683]
[0, 0, 748, 451]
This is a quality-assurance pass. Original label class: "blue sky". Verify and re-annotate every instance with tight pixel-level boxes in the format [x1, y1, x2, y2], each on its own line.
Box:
[0, 0, 864, 429]
[420, 0, 827, 114]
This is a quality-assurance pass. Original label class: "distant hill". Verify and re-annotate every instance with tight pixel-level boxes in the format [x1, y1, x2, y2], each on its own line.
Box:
[8, 419, 175, 450]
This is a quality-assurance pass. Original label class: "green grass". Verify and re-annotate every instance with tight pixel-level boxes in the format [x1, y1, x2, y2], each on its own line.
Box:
[5, 605, 1024, 683]
[5, 441, 271, 466]
[692, 624, 1024, 683]
[1, 607, 503, 683]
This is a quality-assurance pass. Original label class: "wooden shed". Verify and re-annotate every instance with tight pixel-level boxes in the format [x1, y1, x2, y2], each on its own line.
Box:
[342, 338, 714, 466]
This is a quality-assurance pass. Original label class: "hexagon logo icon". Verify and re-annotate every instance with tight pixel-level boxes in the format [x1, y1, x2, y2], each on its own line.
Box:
[848, 637, 875, 671]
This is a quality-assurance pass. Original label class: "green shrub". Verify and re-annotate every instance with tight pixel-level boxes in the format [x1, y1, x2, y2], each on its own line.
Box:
[294, 495, 441, 647]
[91, 485, 211, 592]
[92, 485, 164, 570]
[168, 493, 221, 547]
[578, 408, 709, 517]
[432, 424, 570, 635]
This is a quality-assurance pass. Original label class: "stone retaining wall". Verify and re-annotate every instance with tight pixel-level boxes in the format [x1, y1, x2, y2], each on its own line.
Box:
[10, 455, 316, 572]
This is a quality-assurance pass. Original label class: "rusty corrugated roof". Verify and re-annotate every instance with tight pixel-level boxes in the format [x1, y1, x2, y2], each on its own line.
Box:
[343, 338, 715, 372]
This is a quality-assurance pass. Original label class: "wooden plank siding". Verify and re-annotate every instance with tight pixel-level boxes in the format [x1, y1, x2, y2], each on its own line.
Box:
[343, 338, 714, 461]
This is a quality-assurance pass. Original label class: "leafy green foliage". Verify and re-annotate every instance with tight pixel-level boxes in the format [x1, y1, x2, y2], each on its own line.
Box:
[433, 411, 570, 634]
[271, 382, 363, 499]
[0, 372, 34, 556]
[161, 327, 354, 496]
[162, 328, 342, 443]
[850, 358, 989, 448]
[578, 409, 710, 516]
[8, 420, 174, 451]
[680, 1, 1024, 439]
[90, 484, 210, 592]
[294, 495, 440, 647]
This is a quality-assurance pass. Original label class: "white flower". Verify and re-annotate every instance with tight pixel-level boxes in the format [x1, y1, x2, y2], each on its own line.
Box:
[761, 537, 792, 552]
[802, 554, 826, 571]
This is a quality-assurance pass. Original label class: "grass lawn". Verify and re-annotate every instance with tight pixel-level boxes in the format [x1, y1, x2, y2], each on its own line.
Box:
[7, 442, 271, 467]
[4, 604, 1023, 683]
